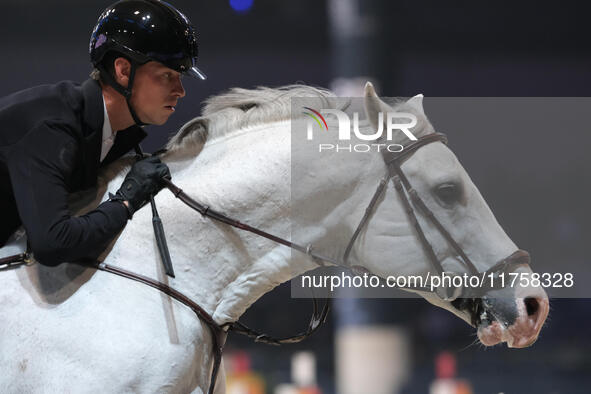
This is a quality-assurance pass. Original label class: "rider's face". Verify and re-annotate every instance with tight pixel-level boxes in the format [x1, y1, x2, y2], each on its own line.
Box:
[129, 61, 186, 125]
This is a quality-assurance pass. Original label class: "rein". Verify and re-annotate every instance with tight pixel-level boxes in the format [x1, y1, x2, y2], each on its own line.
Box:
[115, 146, 331, 393]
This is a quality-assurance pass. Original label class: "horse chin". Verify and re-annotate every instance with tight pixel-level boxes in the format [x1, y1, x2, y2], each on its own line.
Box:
[477, 319, 540, 348]
[476, 320, 511, 347]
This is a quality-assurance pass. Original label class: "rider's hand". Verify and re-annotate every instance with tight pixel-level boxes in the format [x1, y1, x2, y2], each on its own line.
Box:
[112, 156, 171, 217]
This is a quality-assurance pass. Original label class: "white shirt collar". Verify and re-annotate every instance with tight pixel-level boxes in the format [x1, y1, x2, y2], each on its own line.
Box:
[100, 96, 115, 162]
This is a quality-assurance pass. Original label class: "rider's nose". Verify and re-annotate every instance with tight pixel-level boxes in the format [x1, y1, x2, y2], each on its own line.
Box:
[173, 76, 185, 98]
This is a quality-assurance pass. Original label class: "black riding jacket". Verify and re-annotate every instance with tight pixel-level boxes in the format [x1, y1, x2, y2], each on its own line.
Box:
[0, 79, 146, 266]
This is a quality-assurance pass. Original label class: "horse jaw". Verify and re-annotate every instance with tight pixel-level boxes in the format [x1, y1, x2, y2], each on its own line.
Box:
[211, 246, 320, 323]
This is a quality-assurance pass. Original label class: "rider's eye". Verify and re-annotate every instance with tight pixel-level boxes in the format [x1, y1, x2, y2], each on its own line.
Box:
[434, 182, 462, 207]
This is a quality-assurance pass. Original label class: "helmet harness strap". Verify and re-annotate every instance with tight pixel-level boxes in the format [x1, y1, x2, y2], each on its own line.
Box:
[97, 60, 149, 127]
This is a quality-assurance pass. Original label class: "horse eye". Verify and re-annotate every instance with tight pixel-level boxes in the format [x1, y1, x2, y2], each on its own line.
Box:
[435, 182, 462, 206]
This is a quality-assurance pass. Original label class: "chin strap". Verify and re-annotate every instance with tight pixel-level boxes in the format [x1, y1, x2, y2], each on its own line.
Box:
[97, 61, 148, 126]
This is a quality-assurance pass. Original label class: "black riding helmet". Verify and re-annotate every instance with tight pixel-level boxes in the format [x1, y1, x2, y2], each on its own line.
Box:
[89, 0, 206, 125]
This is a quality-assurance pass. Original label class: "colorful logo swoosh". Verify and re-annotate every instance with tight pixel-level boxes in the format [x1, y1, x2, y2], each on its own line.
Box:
[303, 107, 328, 130]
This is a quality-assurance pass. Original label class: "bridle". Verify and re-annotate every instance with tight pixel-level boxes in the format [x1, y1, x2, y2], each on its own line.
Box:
[0, 132, 531, 394]
[343, 132, 531, 300]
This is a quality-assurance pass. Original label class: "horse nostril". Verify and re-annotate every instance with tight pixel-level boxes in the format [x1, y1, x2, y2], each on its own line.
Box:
[524, 297, 539, 316]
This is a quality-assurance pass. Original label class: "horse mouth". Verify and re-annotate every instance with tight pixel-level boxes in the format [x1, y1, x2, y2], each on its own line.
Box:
[473, 303, 514, 347]
[451, 297, 516, 346]
[453, 296, 549, 348]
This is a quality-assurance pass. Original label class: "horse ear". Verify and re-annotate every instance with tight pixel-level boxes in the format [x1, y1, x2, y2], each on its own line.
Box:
[173, 117, 209, 146]
[364, 81, 391, 132]
[406, 94, 425, 115]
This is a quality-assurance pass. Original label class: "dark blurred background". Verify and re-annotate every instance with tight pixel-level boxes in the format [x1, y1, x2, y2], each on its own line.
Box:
[2, 0, 590, 393]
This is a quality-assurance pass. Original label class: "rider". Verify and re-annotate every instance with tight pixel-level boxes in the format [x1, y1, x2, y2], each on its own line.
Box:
[0, 0, 206, 266]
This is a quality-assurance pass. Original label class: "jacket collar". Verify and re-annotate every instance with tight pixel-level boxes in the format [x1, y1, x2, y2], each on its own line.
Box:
[79, 79, 147, 187]
[81, 79, 104, 138]
[101, 125, 147, 166]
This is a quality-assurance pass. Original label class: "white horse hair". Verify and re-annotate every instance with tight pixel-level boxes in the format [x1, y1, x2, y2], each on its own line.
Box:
[0, 82, 548, 393]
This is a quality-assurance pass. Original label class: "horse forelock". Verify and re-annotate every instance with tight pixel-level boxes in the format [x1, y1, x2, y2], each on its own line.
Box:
[164, 85, 338, 156]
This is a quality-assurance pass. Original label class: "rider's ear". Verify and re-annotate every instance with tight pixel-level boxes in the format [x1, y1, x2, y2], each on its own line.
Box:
[113, 57, 132, 87]
[363, 81, 391, 133]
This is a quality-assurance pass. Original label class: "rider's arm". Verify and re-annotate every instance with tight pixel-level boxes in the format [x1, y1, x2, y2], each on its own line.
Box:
[7, 122, 129, 266]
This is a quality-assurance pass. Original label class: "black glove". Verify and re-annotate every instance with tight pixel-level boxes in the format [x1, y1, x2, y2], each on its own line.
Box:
[110, 156, 171, 218]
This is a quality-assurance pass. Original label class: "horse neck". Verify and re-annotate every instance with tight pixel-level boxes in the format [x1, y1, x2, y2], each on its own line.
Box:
[103, 120, 320, 324]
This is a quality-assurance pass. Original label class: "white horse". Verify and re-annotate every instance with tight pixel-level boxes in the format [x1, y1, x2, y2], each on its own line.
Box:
[0, 82, 548, 393]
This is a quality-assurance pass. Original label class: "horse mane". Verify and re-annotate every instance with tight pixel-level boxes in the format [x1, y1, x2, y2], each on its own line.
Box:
[100, 84, 428, 187]
[164, 84, 338, 157]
